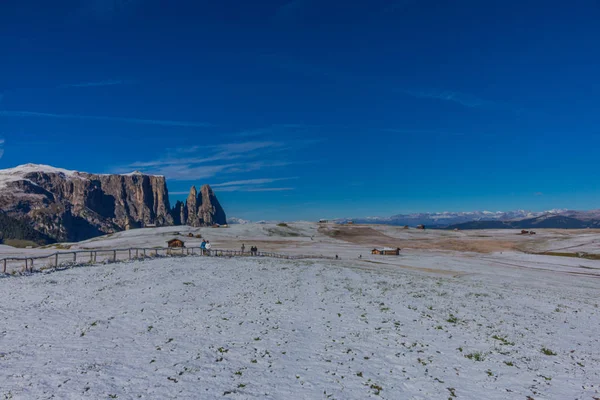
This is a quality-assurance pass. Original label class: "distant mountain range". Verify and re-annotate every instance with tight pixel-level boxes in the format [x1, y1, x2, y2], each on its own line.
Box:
[335, 209, 600, 229]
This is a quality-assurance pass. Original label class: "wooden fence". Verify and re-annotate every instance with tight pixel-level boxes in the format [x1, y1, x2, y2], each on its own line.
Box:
[0, 246, 334, 275]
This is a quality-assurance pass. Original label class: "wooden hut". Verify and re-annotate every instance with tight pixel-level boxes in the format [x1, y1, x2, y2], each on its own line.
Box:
[371, 247, 401, 256]
[167, 238, 185, 248]
[417, 224, 425, 230]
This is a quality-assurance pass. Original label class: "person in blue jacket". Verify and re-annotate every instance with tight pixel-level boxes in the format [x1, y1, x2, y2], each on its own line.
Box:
[200, 239, 206, 255]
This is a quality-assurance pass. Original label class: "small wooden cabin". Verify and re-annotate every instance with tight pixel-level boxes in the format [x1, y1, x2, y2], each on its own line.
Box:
[417, 224, 425, 230]
[372, 247, 401, 256]
[167, 238, 185, 248]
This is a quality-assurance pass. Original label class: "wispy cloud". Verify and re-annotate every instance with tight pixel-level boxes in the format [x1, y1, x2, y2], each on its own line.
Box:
[211, 177, 298, 192]
[59, 79, 135, 88]
[119, 139, 312, 181]
[403, 89, 493, 108]
[216, 186, 294, 192]
[0, 138, 4, 159]
[0, 110, 213, 128]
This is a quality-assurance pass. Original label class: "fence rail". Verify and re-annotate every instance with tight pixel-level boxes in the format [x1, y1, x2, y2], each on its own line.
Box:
[0, 246, 334, 275]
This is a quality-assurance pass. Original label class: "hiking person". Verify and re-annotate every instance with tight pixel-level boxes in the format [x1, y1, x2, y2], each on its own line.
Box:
[253, 246, 258, 255]
[200, 239, 206, 255]
[205, 240, 212, 254]
[241, 244, 246, 254]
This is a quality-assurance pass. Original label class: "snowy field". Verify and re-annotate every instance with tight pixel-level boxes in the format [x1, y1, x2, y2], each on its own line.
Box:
[1, 256, 599, 399]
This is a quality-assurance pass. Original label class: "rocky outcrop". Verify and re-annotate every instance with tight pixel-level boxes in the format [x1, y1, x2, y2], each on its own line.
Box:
[0, 164, 174, 243]
[0, 164, 228, 244]
[175, 184, 227, 227]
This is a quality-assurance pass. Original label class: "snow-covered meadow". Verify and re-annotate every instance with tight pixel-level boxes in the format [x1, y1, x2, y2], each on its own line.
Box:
[1, 256, 599, 399]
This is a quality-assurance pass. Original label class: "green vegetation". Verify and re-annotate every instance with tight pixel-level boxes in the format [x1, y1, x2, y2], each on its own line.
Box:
[277, 222, 289, 227]
[465, 352, 485, 361]
[541, 347, 557, 356]
[0, 212, 54, 245]
[3, 239, 40, 248]
[446, 314, 459, 324]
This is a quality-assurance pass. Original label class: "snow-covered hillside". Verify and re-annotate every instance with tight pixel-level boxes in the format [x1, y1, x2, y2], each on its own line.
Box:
[1, 257, 598, 399]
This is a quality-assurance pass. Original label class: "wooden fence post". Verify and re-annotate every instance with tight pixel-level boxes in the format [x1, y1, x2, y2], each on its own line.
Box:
[129, 249, 132, 260]
[143, 249, 147, 258]
[3, 259, 6, 274]
[90, 252, 93, 263]
[113, 250, 117, 262]
[73, 252, 77, 263]
[136, 249, 139, 258]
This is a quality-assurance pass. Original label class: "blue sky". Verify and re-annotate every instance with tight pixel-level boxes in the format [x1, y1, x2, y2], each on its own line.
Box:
[1, 0, 599, 220]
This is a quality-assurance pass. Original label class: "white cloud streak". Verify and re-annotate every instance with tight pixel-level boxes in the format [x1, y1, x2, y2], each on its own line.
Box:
[59, 79, 135, 88]
[403, 89, 493, 109]
[0, 110, 213, 128]
[119, 140, 309, 182]
[211, 177, 297, 188]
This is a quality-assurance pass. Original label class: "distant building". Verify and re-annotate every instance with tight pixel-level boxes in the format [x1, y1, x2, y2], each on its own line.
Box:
[371, 247, 401, 256]
[167, 238, 185, 248]
[417, 224, 425, 230]
[347, 221, 354, 225]
[403, 225, 409, 229]
[319, 219, 329, 223]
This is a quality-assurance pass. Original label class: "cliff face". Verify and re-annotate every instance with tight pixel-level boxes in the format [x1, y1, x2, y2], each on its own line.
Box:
[176, 184, 227, 227]
[0, 164, 173, 242]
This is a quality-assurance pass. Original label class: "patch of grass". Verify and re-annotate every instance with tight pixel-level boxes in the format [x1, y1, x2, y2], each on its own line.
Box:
[4, 239, 39, 248]
[447, 387, 457, 398]
[277, 222, 289, 227]
[356, 372, 363, 377]
[465, 352, 485, 361]
[217, 347, 229, 353]
[541, 347, 556, 356]
[486, 369, 493, 377]
[446, 314, 459, 324]
[491, 334, 514, 346]
[504, 361, 514, 367]
[369, 384, 383, 395]
[147, 325, 154, 332]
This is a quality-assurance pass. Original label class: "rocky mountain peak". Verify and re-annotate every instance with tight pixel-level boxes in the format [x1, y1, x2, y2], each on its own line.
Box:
[173, 184, 227, 227]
